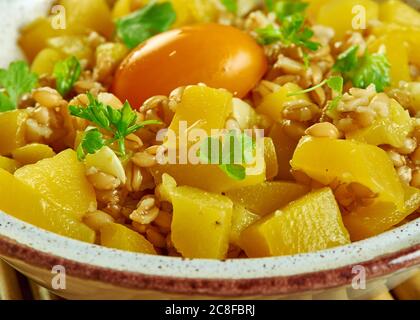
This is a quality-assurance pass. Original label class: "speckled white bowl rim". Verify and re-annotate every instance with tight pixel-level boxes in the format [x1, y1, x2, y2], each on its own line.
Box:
[0, 0, 419, 282]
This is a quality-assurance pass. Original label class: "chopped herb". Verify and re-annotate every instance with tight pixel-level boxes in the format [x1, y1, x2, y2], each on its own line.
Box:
[256, 13, 320, 52]
[0, 61, 37, 112]
[288, 76, 343, 96]
[333, 46, 391, 92]
[221, 0, 238, 14]
[266, 0, 309, 20]
[53, 56, 81, 97]
[116, 1, 177, 49]
[70, 93, 161, 160]
[199, 131, 255, 181]
[76, 128, 106, 160]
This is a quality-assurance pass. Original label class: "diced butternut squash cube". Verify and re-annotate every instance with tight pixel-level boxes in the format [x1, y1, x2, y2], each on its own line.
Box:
[291, 137, 405, 209]
[31, 48, 65, 75]
[100, 223, 156, 254]
[47, 36, 95, 68]
[264, 137, 278, 180]
[269, 123, 298, 180]
[225, 181, 310, 216]
[155, 173, 177, 203]
[14, 149, 97, 220]
[368, 34, 411, 86]
[343, 186, 420, 241]
[171, 186, 233, 259]
[230, 205, 260, 247]
[0, 168, 95, 243]
[12, 144, 56, 165]
[0, 157, 19, 173]
[18, 17, 65, 62]
[240, 188, 350, 257]
[256, 83, 309, 122]
[59, 0, 114, 38]
[346, 99, 413, 148]
[112, 0, 132, 19]
[316, 0, 379, 40]
[0, 110, 28, 156]
[379, 0, 420, 28]
[167, 85, 233, 141]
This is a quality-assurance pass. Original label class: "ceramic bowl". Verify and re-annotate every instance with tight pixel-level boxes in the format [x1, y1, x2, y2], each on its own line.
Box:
[0, 0, 419, 300]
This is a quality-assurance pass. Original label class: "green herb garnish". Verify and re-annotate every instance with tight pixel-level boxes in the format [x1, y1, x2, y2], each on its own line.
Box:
[333, 45, 391, 92]
[0, 61, 37, 112]
[221, 0, 238, 14]
[265, 0, 309, 20]
[53, 56, 81, 97]
[256, 13, 320, 51]
[116, 1, 177, 49]
[199, 131, 255, 181]
[70, 93, 161, 160]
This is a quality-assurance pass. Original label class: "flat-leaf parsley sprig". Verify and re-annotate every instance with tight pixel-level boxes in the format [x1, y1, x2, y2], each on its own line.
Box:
[69, 93, 161, 160]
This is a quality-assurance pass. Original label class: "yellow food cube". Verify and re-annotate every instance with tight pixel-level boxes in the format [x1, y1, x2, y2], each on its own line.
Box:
[0, 157, 19, 173]
[100, 223, 156, 254]
[256, 83, 309, 122]
[167, 85, 233, 141]
[316, 0, 379, 40]
[14, 149, 97, 220]
[343, 186, 420, 241]
[0, 168, 95, 243]
[379, 0, 420, 28]
[59, 0, 114, 38]
[230, 205, 260, 247]
[12, 144, 56, 166]
[291, 137, 405, 209]
[346, 99, 413, 148]
[225, 181, 309, 216]
[0, 110, 28, 156]
[112, 0, 132, 19]
[240, 188, 350, 257]
[369, 34, 411, 86]
[171, 186, 233, 259]
[269, 123, 298, 180]
[47, 36, 95, 68]
[264, 137, 278, 180]
[31, 48, 65, 75]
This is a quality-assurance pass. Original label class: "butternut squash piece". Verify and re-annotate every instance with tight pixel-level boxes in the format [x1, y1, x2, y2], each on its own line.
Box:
[59, 0, 114, 38]
[0, 157, 19, 173]
[0, 168, 95, 243]
[379, 0, 420, 28]
[47, 36, 94, 68]
[171, 186, 233, 259]
[0, 110, 28, 156]
[346, 99, 413, 148]
[269, 123, 298, 180]
[31, 48, 65, 75]
[112, 0, 132, 19]
[240, 188, 350, 257]
[368, 34, 411, 86]
[343, 186, 420, 241]
[230, 205, 260, 247]
[14, 149, 97, 220]
[256, 83, 309, 122]
[12, 144, 56, 165]
[291, 137, 405, 209]
[100, 223, 156, 254]
[264, 137, 278, 180]
[225, 181, 309, 216]
[316, 0, 379, 40]
[167, 85, 232, 142]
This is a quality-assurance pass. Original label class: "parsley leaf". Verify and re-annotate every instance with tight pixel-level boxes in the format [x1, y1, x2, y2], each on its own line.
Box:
[333, 46, 391, 92]
[288, 76, 343, 96]
[76, 128, 106, 160]
[0, 61, 37, 111]
[256, 13, 320, 51]
[53, 56, 81, 97]
[267, 0, 309, 20]
[70, 93, 161, 159]
[199, 131, 255, 181]
[221, 0, 238, 14]
[116, 1, 177, 49]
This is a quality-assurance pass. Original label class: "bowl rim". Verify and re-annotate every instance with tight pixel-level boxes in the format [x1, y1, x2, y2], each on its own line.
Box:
[0, 211, 419, 296]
